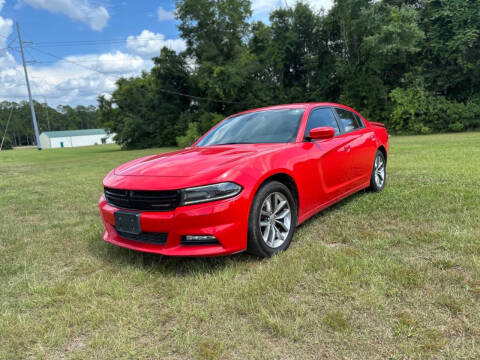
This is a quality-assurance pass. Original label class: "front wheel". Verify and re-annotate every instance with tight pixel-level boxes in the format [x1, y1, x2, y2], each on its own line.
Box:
[247, 181, 297, 258]
[369, 150, 386, 192]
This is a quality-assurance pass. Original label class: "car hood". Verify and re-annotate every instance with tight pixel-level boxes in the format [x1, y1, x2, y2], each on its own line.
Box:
[114, 144, 285, 177]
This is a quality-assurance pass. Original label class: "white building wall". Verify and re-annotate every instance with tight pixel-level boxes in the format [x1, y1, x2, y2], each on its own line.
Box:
[50, 137, 72, 148]
[71, 134, 107, 147]
[39, 133, 51, 149]
[49, 133, 116, 148]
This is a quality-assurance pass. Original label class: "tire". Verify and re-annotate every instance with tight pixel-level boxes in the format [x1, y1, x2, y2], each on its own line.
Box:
[369, 150, 386, 192]
[247, 181, 297, 258]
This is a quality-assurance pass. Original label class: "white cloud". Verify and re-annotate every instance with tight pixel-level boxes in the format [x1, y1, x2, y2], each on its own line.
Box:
[0, 49, 152, 106]
[252, 0, 333, 16]
[0, 8, 181, 106]
[64, 51, 147, 74]
[0, 28, 186, 106]
[0, 12, 16, 70]
[126, 30, 186, 58]
[157, 5, 174, 21]
[0, 0, 6, 11]
[303, 0, 334, 12]
[0, 15, 13, 47]
[19, 0, 110, 31]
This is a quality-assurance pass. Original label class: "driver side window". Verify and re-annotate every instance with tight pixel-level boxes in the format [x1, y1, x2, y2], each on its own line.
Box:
[304, 108, 340, 138]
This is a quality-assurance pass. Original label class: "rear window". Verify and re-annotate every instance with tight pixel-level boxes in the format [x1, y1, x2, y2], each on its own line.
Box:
[335, 108, 363, 132]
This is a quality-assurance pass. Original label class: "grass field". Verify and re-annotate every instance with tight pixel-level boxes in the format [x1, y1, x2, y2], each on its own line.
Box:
[1, 133, 479, 359]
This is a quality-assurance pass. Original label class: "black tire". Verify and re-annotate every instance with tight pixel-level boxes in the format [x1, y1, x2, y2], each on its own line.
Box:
[247, 181, 297, 258]
[369, 150, 386, 192]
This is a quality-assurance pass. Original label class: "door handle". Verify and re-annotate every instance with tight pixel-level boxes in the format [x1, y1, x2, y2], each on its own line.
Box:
[344, 146, 351, 152]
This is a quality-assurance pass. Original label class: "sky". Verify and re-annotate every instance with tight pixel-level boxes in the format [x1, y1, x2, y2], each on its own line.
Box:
[0, 0, 333, 107]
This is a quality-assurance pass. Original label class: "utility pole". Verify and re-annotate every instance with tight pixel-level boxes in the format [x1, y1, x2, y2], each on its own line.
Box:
[16, 21, 41, 150]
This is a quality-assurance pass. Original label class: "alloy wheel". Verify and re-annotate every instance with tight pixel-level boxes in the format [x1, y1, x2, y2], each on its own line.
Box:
[259, 192, 292, 248]
[374, 154, 385, 188]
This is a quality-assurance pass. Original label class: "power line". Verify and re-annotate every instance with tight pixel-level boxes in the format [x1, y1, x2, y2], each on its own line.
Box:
[21, 35, 178, 48]
[30, 46, 122, 76]
[24, 47, 38, 64]
[7, 36, 18, 48]
[5, 30, 245, 106]
[28, 46, 245, 105]
[31, 59, 145, 64]
[0, 95, 29, 100]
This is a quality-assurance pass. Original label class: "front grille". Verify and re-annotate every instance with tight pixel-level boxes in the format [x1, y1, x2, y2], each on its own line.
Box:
[105, 187, 179, 211]
[115, 228, 168, 245]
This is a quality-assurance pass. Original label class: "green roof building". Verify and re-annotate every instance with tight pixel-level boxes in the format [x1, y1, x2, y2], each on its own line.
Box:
[39, 129, 115, 149]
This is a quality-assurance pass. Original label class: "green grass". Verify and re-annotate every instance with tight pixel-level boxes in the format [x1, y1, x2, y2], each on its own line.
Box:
[1, 133, 479, 359]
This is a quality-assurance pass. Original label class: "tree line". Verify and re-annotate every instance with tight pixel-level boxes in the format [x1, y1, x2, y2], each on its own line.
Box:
[0, 101, 98, 149]
[98, 0, 480, 149]
[4, 0, 478, 151]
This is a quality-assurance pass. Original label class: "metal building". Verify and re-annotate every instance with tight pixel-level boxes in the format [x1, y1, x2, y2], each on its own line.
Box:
[39, 129, 116, 149]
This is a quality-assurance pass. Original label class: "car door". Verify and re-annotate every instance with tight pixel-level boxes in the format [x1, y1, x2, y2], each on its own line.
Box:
[333, 108, 377, 189]
[302, 107, 353, 206]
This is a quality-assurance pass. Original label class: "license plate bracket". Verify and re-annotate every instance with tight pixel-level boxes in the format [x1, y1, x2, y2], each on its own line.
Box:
[114, 211, 141, 235]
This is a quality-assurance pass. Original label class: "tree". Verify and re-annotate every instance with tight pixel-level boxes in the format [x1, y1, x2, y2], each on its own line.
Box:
[176, 0, 251, 64]
[420, 0, 480, 101]
[98, 48, 192, 149]
[97, 0, 480, 145]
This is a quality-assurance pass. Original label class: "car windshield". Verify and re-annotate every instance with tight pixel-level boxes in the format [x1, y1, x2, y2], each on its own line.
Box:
[196, 109, 305, 146]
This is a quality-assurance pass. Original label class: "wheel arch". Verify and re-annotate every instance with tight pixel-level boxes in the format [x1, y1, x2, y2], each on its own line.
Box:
[377, 145, 387, 163]
[252, 172, 299, 222]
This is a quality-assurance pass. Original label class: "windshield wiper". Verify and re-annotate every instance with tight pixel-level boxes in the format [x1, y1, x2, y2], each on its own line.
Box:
[215, 142, 252, 145]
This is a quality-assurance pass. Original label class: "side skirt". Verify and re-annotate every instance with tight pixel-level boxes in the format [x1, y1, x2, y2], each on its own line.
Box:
[297, 182, 370, 225]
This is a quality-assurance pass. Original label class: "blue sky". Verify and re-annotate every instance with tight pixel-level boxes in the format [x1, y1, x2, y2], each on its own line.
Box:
[0, 0, 332, 107]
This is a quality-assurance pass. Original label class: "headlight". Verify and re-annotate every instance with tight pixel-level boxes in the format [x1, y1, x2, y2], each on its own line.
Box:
[179, 182, 242, 206]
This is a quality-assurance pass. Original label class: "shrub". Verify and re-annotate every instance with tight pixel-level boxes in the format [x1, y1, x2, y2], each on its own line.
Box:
[176, 122, 200, 148]
[390, 84, 480, 134]
[176, 112, 224, 148]
[0, 136, 13, 150]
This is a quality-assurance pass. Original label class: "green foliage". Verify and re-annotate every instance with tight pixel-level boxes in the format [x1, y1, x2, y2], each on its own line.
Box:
[198, 112, 224, 133]
[176, 112, 223, 148]
[390, 81, 480, 134]
[0, 135, 13, 150]
[97, 0, 480, 147]
[176, 122, 200, 148]
[176, 0, 251, 64]
[98, 48, 192, 149]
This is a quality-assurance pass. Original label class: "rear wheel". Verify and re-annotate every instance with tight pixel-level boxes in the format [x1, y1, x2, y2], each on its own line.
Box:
[247, 181, 297, 258]
[369, 150, 386, 192]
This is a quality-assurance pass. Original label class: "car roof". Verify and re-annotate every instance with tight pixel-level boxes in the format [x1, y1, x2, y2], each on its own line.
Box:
[229, 103, 359, 118]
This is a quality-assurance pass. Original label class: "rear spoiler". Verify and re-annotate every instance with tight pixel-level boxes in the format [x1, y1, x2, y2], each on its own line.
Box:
[369, 122, 385, 128]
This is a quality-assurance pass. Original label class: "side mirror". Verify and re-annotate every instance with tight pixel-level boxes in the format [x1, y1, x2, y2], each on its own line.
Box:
[308, 127, 335, 140]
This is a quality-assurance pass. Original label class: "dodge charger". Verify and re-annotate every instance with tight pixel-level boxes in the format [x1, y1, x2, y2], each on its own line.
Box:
[99, 103, 389, 257]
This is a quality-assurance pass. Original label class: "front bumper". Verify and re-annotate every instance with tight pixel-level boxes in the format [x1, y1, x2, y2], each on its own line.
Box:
[98, 194, 249, 256]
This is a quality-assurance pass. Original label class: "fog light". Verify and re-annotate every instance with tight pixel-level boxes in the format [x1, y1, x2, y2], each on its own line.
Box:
[181, 235, 219, 245]
[185, 235, 217, 241]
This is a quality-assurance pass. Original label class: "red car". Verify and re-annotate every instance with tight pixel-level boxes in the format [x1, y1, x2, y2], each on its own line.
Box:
[99, 103, 388, 257]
